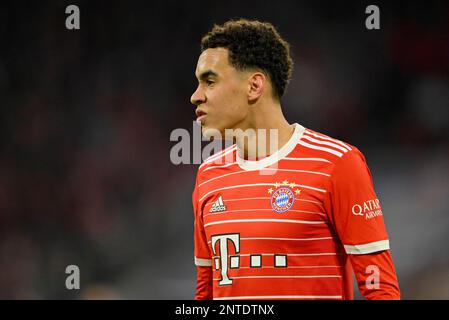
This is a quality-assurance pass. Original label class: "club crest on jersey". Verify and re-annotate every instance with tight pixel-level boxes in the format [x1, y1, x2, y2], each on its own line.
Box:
[268, 180, 301, 213]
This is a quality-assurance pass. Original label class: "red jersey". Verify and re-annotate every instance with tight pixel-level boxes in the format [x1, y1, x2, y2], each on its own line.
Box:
[192, 123, 399, 300]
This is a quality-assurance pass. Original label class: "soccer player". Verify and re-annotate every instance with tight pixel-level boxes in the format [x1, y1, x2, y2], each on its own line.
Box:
[190, 19, 400, 300]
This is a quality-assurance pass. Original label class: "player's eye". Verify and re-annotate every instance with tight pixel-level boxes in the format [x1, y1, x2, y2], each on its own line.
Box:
[205, 79, 215, 86]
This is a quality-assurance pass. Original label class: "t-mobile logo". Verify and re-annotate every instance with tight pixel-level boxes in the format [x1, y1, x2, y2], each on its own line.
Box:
[211, 233, 240, 286]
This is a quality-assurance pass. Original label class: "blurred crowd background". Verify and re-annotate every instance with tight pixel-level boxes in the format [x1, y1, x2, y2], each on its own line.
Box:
[0, 0, 448, 299]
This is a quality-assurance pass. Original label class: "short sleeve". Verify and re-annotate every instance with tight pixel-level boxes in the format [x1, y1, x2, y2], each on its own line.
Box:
[193, 172, 213, 266]
[324, 147, 390, 255]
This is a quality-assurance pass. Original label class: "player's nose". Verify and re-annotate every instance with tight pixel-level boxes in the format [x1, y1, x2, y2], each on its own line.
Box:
[190, 86, 206, 106]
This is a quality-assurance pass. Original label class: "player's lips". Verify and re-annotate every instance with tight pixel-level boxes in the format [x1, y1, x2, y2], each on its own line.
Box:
[195, 109, 207, 123]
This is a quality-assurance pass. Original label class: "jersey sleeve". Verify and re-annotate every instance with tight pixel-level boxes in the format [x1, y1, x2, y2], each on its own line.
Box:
[193, 172, 213, 266]
[195, 266, 213, 300]
[192, 172, 213, 299]
[349, 250, 401, 299]
[324, 147, 390, 254]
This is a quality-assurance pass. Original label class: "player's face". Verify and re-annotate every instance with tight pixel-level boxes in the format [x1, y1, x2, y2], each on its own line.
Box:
[191, 48, 249, 138]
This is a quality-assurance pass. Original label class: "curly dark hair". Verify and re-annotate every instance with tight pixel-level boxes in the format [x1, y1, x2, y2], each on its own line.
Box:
[201, 19, 293, 100]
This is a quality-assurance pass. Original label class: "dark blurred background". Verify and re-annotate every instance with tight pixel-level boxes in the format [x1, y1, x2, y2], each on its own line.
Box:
[0, 0, 448, 299]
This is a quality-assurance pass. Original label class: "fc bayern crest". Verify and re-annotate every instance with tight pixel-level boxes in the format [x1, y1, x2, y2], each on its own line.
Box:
[268, 181, 301, 214]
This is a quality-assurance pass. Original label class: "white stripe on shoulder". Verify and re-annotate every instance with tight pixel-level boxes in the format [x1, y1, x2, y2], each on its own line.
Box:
[203, 161, 237, 172]
[304, 130, 352, 151]
[298, 140, 343, 157]
[284, 157, 333, 163]
[199, 145, 236, 169]
[202, 144, 236, 163]
[194, 257, 212, 266]
[302, 134, 349, 153]
[344, 240, 390, 255]
[205, 144, 235, 160]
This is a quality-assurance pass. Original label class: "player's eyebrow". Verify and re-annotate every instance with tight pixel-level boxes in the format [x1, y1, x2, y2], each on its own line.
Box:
[197, 70, 218, 81]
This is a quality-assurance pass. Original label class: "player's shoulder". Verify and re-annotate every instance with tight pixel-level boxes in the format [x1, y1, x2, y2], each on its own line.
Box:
[297, 126, 365, 163]
[197, 143, 237, 175]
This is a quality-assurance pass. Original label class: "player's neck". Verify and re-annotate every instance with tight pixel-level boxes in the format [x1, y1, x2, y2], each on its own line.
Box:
[235, 102, 294, 161]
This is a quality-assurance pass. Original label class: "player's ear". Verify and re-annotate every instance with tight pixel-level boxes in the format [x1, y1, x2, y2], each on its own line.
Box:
[247, 72, 266, 102]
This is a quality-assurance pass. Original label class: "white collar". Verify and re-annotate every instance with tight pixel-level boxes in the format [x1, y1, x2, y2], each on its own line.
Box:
[236, 123, 304, 171]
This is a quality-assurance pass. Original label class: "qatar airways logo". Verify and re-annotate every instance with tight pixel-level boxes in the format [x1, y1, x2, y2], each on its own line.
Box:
[352, 199, 383, 220]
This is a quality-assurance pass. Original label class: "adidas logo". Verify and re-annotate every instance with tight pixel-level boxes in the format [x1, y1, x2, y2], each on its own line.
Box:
[209, 195, 227, 213]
